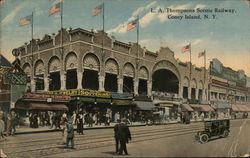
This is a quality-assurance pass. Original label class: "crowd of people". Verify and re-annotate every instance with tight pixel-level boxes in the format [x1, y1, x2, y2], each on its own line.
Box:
[0, 107, 19, 140]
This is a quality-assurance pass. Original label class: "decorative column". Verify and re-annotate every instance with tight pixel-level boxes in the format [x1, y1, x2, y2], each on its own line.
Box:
[98, 75, 105, 91]
[133, 79, 139, 96]
[44, 76, 49, 91]
[30, 79, 36, 92]
[117, 77, 123, 93]
[202, 89, 206, 101]
[188, 87, 191, 99]
[60, 72, 66, 90]
[77, 71, 83, 89]
[147, 80, 152, 97]
[195, 88, 199, 100]
[178, 84, 183, 98]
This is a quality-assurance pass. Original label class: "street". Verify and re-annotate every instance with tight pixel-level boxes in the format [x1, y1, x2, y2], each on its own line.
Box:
[0, 119, 250, 157]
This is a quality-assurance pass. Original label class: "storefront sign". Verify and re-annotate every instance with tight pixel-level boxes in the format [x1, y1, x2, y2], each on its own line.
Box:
[111, 92, 133, 99]
[23, 92, 70, 100]
[112, 99, 133, 105]
[47, 89, 110, 98]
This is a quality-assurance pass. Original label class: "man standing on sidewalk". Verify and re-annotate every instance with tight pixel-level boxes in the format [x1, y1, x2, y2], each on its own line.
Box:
[117, 118, 131, 155]
[66, 119, 75, 149]
[114, 120, 120, 153]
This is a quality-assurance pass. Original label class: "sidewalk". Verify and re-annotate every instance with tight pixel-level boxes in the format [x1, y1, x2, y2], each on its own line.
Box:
[13, 117, 233, 135]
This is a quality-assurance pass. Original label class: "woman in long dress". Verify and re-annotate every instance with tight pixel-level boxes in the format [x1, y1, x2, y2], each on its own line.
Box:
[76, 114, 84, 135]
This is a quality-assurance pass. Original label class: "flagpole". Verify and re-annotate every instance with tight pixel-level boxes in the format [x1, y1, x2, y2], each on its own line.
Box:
[102, 2, 104, 54]
[189, 43, 192, 80]
[31, 12, 34, 68]
[204, 49, 206, 81]
[61, 1, 63, 50]
[137, 16, 139, 59]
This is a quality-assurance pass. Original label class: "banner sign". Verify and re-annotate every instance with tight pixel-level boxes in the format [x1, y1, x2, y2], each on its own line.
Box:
[23, 92, 70, 100]
[47, 89, 110, 98]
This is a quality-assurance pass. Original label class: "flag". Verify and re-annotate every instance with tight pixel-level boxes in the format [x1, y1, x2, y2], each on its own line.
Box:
[198, 51, 205, 58]
[127, 19, 138, 31]
[19, 15, 32, 26]
[50, 2, 61, 16]
[92, 4, 103, 16]
[182, 44, 191, 53]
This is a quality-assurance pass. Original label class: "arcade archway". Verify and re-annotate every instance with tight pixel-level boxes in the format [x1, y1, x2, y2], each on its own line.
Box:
[104, 59, 119, 92]
[152, 69, 179, 93]
[82, 53, 99, 90]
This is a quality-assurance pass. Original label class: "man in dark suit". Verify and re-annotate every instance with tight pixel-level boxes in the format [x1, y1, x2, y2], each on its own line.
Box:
[117, 118, 131, 155]
[66, 119, 75, 149]
[114, 120, 121, 153]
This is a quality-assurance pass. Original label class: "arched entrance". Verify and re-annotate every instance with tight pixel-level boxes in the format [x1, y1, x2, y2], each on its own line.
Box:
[48, 56, 61, 90]
[34, 60, 45, 91]
[65, 52, 78, 89]
[138, 67, 148, 95]
[123, 63, 135, 93]
[104, 59, 118, 92]
[152, 69, 179, 93]
[82, 53, 99, 90]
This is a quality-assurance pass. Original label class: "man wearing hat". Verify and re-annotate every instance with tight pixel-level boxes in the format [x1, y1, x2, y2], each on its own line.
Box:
[117, 118, 131, 155]
[66, 119, 75, 149]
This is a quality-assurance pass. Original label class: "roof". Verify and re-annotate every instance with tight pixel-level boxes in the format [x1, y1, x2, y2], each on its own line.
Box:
[0, 54, 12, 67]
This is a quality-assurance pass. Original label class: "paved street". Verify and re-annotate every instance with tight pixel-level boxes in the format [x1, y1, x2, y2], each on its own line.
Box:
[0, 119, 250, 157]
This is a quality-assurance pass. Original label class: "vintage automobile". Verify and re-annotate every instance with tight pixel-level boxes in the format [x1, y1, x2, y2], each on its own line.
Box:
[195, 119, 230, 143]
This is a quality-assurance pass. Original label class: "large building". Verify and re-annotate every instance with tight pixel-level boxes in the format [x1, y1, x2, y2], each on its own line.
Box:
[14, 28, 209, 106]
[209, 58, 250, 118]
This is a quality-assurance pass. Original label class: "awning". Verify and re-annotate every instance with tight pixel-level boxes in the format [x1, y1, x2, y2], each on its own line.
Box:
[159, 103, 174, 107]
[181, 104, 194, 112]
[212, 102, 231, 109]
[231, 104, 241, 112]
[15, 102, 68, 111]
[135, 101, 155, 111]
[232, 104, 250, 112]
[199, 105, 214, 112]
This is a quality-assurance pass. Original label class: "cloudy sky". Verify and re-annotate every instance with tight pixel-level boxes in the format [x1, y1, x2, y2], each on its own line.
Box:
[0, 0, 249, 75]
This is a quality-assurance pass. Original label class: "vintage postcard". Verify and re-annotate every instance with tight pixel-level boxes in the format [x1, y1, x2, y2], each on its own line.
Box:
[0, 0, 250, 157]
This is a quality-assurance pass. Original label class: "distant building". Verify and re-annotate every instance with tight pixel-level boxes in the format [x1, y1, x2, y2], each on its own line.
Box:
[0, 54, 12, 112]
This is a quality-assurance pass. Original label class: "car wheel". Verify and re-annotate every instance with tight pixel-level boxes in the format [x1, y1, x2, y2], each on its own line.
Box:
[199, 134, 209, 144]
[222, 130, 229, 138]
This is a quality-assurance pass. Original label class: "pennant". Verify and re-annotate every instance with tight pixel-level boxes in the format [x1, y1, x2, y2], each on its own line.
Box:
[92, 4, 103, 16]
[19, 15, 32, 26]
[127, 18, 138, 31]
[182, 44, 191, 53]
[198, 51, 205, 58]
[50, 2, 61, 16]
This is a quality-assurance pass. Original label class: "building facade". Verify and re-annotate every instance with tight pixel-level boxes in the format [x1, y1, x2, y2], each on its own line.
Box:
[15, 28, 209, 105]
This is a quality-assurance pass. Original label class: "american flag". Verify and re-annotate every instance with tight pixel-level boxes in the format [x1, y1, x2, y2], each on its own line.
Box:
[19, 15, 32, 26]
[182, 44, 191, 53]
[198, 51, 205, 58]
[127, 19, 138, 31]
[50, 2, 61, 16]
[92, 4, 103, 16]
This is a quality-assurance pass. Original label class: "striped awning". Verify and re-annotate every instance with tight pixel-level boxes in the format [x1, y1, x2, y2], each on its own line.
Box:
[232, 104, 250, 112]
[181, 104, 194, 112]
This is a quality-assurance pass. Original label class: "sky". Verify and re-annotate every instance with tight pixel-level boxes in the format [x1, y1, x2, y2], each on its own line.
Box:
[0, 0, 250, 76]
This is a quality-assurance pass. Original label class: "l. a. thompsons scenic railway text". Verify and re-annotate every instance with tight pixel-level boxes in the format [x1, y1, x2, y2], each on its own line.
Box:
[0, 0, 250, 157]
